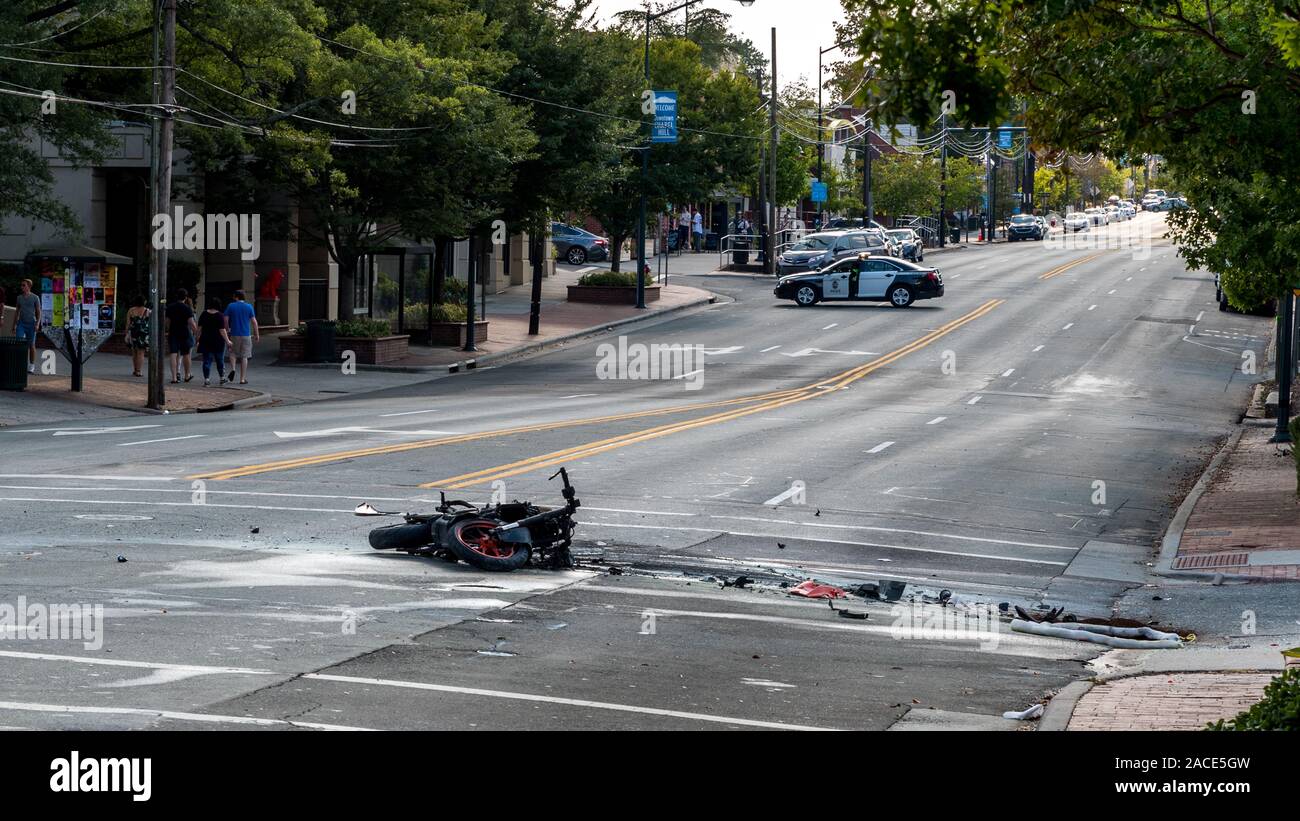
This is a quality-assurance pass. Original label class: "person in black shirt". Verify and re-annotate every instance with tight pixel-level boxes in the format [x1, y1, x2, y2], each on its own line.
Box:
[164, 288, 197, 383]
[196, 297, 232, 386]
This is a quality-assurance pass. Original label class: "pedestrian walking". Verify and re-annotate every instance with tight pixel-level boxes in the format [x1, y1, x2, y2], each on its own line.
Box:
[691, 208, 704, 252]
[15, 279, 42, 374]
[125, 294, 151, 377]
[164, 288, 197, 383]
[196, 297, 231, 386]
[223, 289, 259, 385]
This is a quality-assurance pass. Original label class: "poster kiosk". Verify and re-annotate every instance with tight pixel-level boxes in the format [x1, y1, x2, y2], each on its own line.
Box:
[25, 246, 134, 392]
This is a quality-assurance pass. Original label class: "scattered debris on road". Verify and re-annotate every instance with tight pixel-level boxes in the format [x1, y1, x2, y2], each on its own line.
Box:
[1002, 704, 1044, 720]
[788, 580, 848, 599]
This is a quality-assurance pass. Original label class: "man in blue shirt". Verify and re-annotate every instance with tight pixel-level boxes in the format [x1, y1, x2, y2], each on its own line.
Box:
[223, 290, 259, 384]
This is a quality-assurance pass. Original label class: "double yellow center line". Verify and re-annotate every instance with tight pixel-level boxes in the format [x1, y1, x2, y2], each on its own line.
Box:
[427, 299, 1004, 489]
[193, 298, 1005, 485]
[1038, 252, 1106, 281]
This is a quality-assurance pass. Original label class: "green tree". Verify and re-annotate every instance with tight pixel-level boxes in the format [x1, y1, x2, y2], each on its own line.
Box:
[0, 1, 126, 236]
[873, 153, 940, 220]
[944, 156, 984, 215]
[841, 0, 1300, 311]
[587, 35, 762, 270]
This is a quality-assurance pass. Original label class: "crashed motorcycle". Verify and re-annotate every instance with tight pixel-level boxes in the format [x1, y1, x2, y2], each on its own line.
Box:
[357, 468, 581, 572]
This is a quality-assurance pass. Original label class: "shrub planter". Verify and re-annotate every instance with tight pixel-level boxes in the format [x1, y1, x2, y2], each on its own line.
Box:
[278, 333, 411, 364]
[425, 321, 489, 347]
[278, 333, 307, 362]
[567, 285, 660, 305]
[334, 334, 410, 365]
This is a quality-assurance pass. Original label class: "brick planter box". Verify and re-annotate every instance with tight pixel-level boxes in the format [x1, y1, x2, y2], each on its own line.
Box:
[425, 321, 489, 347]
[567, 285, 660, 305]
[278, 333, 410, 365]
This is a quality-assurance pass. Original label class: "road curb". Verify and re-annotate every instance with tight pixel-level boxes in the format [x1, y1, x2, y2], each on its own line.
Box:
[1153, 427, 1251, 582]
[1038, 680, 1093, 731]
[272, 291, 720, 375]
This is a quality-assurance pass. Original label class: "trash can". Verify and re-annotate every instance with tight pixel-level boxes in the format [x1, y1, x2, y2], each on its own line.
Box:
[0, 337, 28, 391]
[304, 319, 336, 363]
[732, 237, 750, 266]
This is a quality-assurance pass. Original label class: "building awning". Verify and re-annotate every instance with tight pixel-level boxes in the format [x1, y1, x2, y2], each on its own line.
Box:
[26, 245, 134, 265]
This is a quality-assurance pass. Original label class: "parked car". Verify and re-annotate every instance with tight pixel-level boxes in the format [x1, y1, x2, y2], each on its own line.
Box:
[886, 228, 925, 261]
[1007, 213, 1045, 241]
[1105, 205, 1122, 222]
[774, 253, 944, 308]
[1084, 207, 1108, 226]
[551, 222, 609, 265]
[1064, 212, 1091, 232]
[777, 230, 893, 275]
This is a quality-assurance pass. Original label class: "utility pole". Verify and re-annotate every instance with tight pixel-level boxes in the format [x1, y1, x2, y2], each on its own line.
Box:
[938, 114, 948, 247]
[146, 0, 162, 408]
[527, 229, 543, 335]
[464, 234, 478, 351]
[150, 0, 176, 409]
[862, 129, 872, 224]
[767, 27, 777, 277]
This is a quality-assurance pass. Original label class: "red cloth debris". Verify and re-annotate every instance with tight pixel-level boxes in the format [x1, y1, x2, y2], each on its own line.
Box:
[788, 580, 848, 599]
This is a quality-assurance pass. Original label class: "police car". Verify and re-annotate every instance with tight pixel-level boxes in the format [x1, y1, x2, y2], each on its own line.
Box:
[774, 253, 944, 308]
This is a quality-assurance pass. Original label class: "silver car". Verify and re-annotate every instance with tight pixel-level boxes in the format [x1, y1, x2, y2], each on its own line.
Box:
[777, 230, 893, 275]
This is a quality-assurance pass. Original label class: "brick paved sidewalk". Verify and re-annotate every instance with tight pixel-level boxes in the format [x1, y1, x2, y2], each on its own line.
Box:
[1067, 673, 1273, 730]
[1174, 426, 1300, 580]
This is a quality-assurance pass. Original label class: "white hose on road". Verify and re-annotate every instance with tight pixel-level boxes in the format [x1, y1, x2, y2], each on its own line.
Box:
[1010, 619, 1183, 649]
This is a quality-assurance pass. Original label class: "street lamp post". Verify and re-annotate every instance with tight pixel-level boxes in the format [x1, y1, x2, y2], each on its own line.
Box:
[638, 0, 756, 308]
[816, 44, 839, 230]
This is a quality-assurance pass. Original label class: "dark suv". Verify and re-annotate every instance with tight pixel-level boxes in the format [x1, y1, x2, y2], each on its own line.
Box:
[777, 230, 894, 275]
[1007, 214, 1045, 241]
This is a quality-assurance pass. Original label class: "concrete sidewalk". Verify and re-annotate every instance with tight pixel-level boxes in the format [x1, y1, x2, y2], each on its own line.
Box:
[0, 263, 717, 423]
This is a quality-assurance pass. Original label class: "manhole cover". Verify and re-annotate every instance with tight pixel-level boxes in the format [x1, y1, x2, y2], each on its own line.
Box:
[74, 514, 154, 522]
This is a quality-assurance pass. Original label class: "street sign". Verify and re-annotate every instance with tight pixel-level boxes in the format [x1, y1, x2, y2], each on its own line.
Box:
[651, 91, 678, 144]
[811, 181, 828, 203]
[998, 130, 1012, 149]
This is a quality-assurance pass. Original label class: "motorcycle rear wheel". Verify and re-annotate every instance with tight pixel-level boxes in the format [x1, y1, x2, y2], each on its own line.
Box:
[448, 518, 530, 571]
[368, 521, 432, 551]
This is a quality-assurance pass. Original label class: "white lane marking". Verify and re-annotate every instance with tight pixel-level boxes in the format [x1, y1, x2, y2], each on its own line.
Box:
[1032, 345, 1045, 353]
[673, 369, 704, 381]
[950, 273, 961, 278]
[1139, 267, 1146, 271]
[0, 701, 370, 731]
[781, 348, 877, 358]
[1087, 304, 1097, 311]
[967, 395, 982, 405]
[1001, 368, 1015, 377]
[582, 506, 694, 517]
[0, 474, 178, 482]
[1062, 323, 1074, 330]
[926, 416, 947, 425]
[1125, 276, 1132, 281]
[0, 649, 271, 676]
[304, 673, 835, 731]
[866, 441, 894, 454]
[118, 434, 207, 447]
[821, 323, 838, 330]
[575, 266, 598, 275]
[578, 522, 1068, 566]
[0, 496, 354, 515]
[701, 346, 744, 356]
[763, 484, 807, 506]
[0, 484, 418, 504]
[1195, 310, 1205, 322]
[1189, 325, 1196, 335]
[273, 427, 461, 439]
[380, 408, 440, 417]
[759, 345, 781, 353]
[4, 425, 162, 436]
[1107, 289, 1117, 295]
[559, 394, 599, 399]
[705, 515, 1077, 550]
[629, 607, 1024, 646]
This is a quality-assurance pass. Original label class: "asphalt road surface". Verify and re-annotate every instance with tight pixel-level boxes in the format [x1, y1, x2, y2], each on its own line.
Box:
[0, 214, 1270, 730]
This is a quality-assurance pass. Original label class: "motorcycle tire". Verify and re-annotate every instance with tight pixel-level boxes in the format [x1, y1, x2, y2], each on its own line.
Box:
[447, 518, 531, 572]
[369, 521, 432, 551]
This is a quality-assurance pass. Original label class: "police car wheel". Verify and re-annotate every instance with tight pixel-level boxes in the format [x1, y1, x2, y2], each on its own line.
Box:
[794, 285, 820, 306]
[889, 285, 914, 308]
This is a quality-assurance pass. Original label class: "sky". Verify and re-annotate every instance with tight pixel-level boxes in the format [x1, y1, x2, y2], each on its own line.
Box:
[588, 0, 849, 89]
